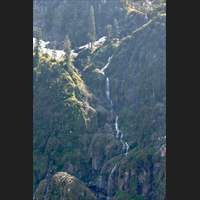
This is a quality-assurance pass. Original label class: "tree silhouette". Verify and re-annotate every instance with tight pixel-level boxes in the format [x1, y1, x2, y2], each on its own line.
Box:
[106, 24, 113, 42]
[64, 35, 71, 64]
[89, 5, 96, 50]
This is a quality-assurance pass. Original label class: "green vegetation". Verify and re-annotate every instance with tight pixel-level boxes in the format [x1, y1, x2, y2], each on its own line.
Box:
[114, 191, 144, 200]
[33, 1, 165, 199]
[33, 52, 97, 191]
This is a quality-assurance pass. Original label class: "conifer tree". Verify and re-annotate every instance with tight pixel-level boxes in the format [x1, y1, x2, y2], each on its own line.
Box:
[51, 41, 57, 61]
[121, 0, 129, 8]
[113, 18, 120, 38]
[106, 24, 113, 42]
[89, 5, 96, 50]
[64, 35, 71, 64]
[34, 29, 41, 67]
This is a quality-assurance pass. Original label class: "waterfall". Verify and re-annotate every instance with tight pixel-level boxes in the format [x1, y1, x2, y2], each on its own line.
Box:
[98, 174, 103, 189]
[102, 56, 129, 156]
[124, 142, 130, 157]
[120, 132, 124, 141]
[107, 164, 117, 200]
[106, 77, 111, 101]
[114, 116, 120, 138]
[145, 13, 148, 21]
[100, 55, 130, 199]
[101, 56, 112, 74]
[110, 165, 117, 176]
[117, 123, 129, 156]
[120, 132, 126, 151]
[114, 115, 129, 156]
[101, 56, 113, 107]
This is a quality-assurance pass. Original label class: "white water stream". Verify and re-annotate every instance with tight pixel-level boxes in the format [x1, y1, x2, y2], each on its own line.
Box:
[101, 56, 130, 156]
[101, 56, 112, 75]
[106, 164, 117, 200]
[106, 77, 111, 101]
[101, 56, 130, 199]
[114, 116, 120, 139]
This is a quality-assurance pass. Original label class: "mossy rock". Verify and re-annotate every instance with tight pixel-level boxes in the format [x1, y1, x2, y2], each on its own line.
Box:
[35, 172, 97, 200]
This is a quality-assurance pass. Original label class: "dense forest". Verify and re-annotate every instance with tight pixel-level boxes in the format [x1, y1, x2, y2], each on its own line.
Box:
[33, 0, 166, 200]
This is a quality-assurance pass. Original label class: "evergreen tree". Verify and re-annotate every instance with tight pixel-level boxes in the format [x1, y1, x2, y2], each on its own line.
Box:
[113, 18, 120, 38]
[106, 24, 113, 42]
[34, 29, 41, 67]
[120, 0, 129, 8]
[89, 5, 96, 50]
[64, 35, 71, 64]
[52, 41, 57, 61]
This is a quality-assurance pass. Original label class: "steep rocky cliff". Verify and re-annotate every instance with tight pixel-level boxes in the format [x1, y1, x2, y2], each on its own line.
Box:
[33, 1, 166, 200]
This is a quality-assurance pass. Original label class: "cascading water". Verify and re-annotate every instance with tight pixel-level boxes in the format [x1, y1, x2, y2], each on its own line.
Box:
[107, 164, 117, 200]
[101, 56, 112, 75]
[103, 56, 131, 155]
[106, 77, 111, 101]
[124, 142, 130, 157]
[98, 174, 103, 189]
[120, 131, 123, 140]
[114, 116, 120, 138]
[119, 131, 126, 152]
[114, 115, 129, 156]
[105, 77, 114, 114]
[101, 56, 113, 107]
[100, 56, 130, 199]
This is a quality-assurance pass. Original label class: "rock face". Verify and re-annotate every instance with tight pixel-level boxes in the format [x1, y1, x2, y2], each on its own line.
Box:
[33, 1, 166, 200]
[34, 172, 97, 200]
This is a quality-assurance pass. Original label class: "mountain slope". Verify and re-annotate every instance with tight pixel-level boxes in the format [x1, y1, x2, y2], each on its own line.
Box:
[33, 1, 166, 200]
